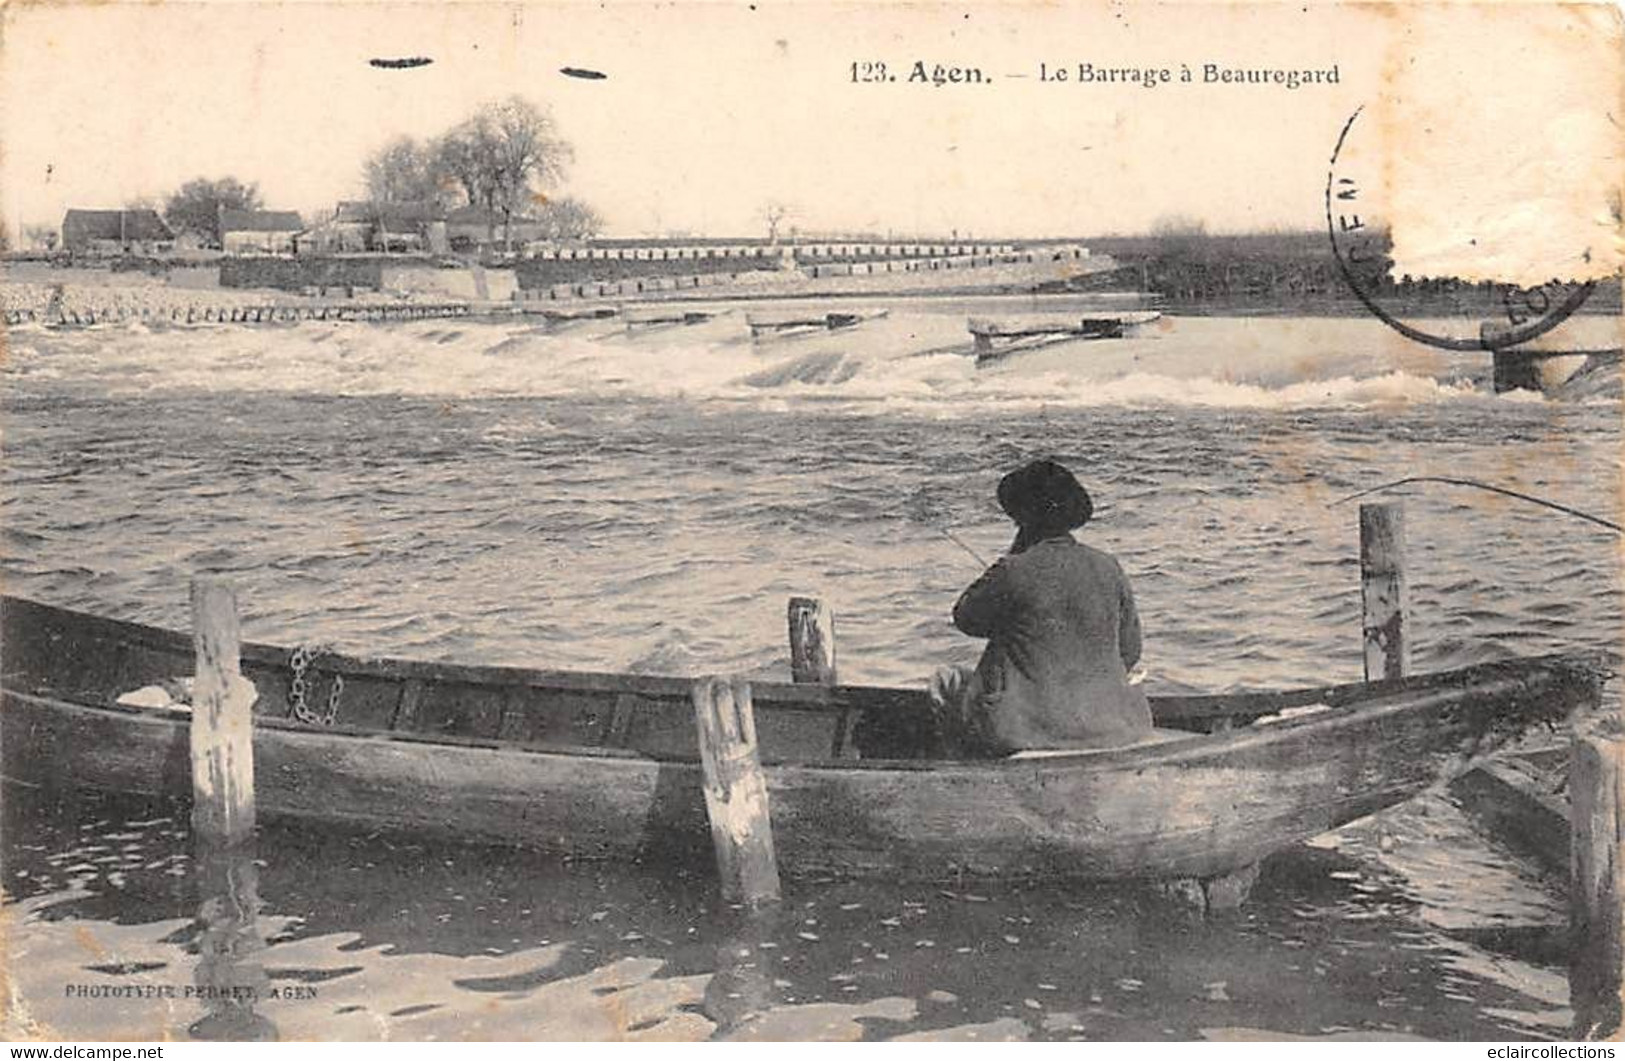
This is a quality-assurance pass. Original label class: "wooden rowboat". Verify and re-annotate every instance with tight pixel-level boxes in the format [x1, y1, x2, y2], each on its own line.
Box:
[0, 595, 1605, 883]
[745, 309, 889, 336]
[538, 305, 619, 325]
[968, 311, 1162, 363]
[1448, 746, 1572, 875]
[623, 306, 718, 328]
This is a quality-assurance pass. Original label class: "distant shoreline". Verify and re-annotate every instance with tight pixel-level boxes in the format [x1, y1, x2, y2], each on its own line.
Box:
[1151, 297, 1622, 320]
[4, 256, 1618, 329]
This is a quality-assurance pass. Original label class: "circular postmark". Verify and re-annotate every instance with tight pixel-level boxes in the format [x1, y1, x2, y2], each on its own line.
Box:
[1325, 106, 1593, 351]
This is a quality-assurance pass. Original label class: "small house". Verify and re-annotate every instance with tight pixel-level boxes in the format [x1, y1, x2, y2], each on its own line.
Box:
[295, 201, 446, 255]
[373, 201, 448, 254]
[446, 205, 545, 253]
[219, 209, 303, 255]
[294, 202, 372, 255]
[60, 209, 174, 255]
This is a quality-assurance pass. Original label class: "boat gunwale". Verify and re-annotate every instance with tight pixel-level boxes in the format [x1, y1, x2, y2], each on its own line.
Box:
[3, 651, 1598, 777]
[10, 594, 1601, 726]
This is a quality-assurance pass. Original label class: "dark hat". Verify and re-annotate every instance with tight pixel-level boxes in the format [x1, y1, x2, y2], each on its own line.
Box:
[997, 459, 1093, 531]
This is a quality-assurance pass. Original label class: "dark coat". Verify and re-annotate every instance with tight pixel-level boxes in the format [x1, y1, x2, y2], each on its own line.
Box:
[951, 534, 1152, 752]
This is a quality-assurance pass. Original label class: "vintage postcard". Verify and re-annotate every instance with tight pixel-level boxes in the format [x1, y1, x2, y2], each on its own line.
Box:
[2, 0, 1622, 1045]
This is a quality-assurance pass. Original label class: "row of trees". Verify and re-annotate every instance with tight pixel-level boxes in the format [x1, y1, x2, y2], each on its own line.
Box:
[362, 96, 602, 247]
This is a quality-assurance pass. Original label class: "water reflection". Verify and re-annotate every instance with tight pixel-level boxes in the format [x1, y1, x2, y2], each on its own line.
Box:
[1, 782, 1576, 1041]
[703, 907, 781, 1039]
[188, 840, 276, 1042]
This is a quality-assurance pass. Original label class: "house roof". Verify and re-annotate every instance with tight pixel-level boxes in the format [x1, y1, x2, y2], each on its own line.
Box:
[333, 200, 445, 226]
[61, 209, 173, 243]
[220, 209, 303, 233]
[445, 205, 537, 226]
[375, 201, 445, 227]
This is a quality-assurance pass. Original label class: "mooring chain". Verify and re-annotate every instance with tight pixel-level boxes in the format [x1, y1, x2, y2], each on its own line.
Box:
[287, 643, 345, 726]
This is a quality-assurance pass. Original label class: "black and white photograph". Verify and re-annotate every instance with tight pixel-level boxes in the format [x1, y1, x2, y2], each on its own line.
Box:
[1, 0, 1622, 1044]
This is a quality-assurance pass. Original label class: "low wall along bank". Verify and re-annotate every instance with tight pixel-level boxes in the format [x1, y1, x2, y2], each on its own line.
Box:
[219, 257, 386, 293]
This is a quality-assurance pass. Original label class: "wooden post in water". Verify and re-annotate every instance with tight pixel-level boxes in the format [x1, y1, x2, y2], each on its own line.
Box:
[190, 578, 256, 845]
[1359, 502, 1408, 681]
[1571, 734, 1624, 1039]
[691, 676, 780, 906]
[787, 596, 838, 685]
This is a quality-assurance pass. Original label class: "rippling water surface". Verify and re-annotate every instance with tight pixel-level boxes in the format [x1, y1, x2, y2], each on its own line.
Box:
[2, 307, 1618, 1039]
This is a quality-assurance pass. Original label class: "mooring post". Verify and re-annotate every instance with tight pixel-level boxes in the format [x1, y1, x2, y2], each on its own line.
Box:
[1483, 321, 1548, 394]
[1570, 734, 1624, 1039]
[190, 577, 256, 845]
[1359, 501, 1408, 681]
[787, 596, 838, 685]
[691, 676, 780, 906]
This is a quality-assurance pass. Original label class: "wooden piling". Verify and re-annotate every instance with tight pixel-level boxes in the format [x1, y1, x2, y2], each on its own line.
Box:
[1571, 735, 1624, 1039]
[1359, 502, 1408, 681]
[787, 597, 838, 685]
[189, 578, 256, 845]
[691, 676, 780, 906]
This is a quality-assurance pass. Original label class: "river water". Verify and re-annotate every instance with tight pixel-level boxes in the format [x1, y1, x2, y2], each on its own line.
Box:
[2, 305, 1619, 1040]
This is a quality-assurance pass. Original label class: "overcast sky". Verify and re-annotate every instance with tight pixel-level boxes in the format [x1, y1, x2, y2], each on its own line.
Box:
[3, 2, 1618, 261]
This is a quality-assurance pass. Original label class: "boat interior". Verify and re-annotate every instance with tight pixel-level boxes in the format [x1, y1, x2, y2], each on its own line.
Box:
[0, 595, 1599, 766]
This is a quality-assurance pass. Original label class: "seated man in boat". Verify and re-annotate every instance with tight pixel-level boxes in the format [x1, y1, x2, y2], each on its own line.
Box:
[932, 459, 1152, 757]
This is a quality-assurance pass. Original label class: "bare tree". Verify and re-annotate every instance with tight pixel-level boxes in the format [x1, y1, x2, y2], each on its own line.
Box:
[163, 177, 262, 248]
[759, 201, 793, 244]
[1149, 213, 1207, 238]
[436, 97, 573, 251]
[534, 197, 604, 241]
[22, 223, 58, 251]
[363, 136, 450, 205]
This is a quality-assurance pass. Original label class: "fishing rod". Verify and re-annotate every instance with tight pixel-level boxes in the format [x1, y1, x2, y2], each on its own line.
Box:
[936, 526, 990, 567]
[904, 489, 993, 566]
[1329, 476, 1622, 534]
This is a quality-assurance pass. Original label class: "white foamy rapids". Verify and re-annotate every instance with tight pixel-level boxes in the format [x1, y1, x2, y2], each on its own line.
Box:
[5, 311, 1616, 411]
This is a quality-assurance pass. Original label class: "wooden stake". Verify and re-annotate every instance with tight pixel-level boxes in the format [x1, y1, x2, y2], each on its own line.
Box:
[787, 597, 838, 685]
[190, 578, 256, 845]
[1359, 502, 1408, 681]
[691, 676, 780, 906]
[1571, 735, 1623, 1039]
